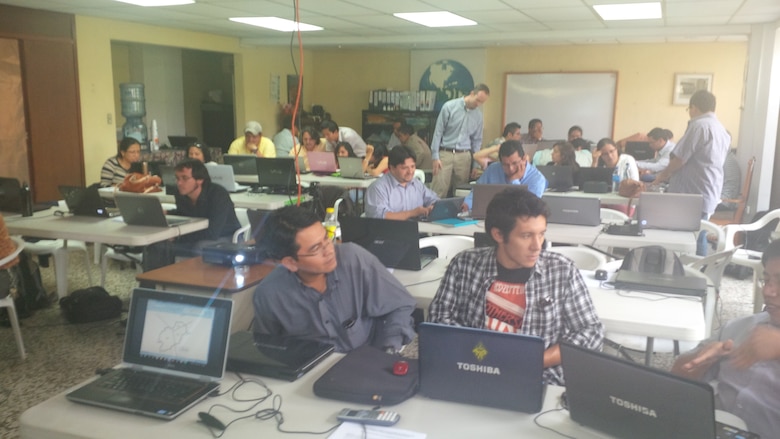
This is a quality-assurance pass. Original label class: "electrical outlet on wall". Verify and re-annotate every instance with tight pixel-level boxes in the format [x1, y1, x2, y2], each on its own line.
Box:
[107, 113, 113, 125]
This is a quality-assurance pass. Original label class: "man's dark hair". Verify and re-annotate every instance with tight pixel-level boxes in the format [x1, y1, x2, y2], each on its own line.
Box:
[647, 127, 671, 141]
[568, 125, 583, 137]
[571, 138, 590, 151]
[398, 123, 415, 136]
[257, 205, 321, 260]
[762, 239, 780, 267]
[503, 122, 522, 137]
[528, 119, 543, 131]
[485, 187, 549, 244]
[690, 90, 716, 113]
[473, 83, 490, 95]
[320, 120, 339, 133]
[389, 145, 416, 167]
[498, 140, 525, 159]
[174, 158, 210, 183]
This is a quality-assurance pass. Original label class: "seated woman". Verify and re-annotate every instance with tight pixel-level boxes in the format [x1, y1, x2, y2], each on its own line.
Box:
[289, 126, 326, 171]
[187, 143, 215, 164]
[592, 137, 639, 181]
[100, 137, 142, 187]
[547, 141, 580, 168]
[365, 144, 388, 177]
[334, 141, 357, 168]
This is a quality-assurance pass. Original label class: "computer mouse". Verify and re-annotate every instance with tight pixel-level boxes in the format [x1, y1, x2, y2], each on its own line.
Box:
[595, 269, 608, 281]
[198, 412, 227, 430]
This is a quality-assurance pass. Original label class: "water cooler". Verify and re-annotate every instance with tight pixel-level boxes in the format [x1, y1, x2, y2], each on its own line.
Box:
[119, 83, 149, 150]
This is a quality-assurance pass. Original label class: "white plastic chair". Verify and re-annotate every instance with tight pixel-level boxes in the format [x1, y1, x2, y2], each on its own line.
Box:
[1, 236, 27, 359]
[547, 246, 608, 270]
[419, 235, 474, 260]
[413, 169, 425, 185]
[24, 239, 92, 299]
[723, 208, 780, 312]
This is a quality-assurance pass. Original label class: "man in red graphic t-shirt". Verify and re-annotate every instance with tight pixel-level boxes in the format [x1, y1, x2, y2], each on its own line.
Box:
[428, 187, 604, 385]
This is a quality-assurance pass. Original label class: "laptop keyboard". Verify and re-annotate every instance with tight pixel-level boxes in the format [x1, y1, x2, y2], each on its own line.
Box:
[98, 370, 205, 400]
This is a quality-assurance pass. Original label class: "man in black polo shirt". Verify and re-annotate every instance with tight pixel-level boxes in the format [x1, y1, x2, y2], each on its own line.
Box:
[142, 159, 240, 271]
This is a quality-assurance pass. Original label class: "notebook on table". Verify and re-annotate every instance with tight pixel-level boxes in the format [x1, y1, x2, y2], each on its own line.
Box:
[537, 165, 575, 191]
[115, 192, 193, 227]
[59, 185, 119, 217]
[560, 342, 759, 439]
[223, 154, 259, 176]
[339, 157, 375, 180]
[613, 269, 707, 297]
[638, 192, 703, 231]
[307, 151, 339, 175]
[470, 184, 526, 220]
[226, 331, 334, 382]
[340, 217, 433, 271]
[418, 323, 545, 413]
[206, 164, 250, 192]
[66, 288, 233, 420]
[542, 195, 600, 226]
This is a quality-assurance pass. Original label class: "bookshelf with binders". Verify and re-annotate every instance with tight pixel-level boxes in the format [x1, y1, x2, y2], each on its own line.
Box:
[362, 110, 439, 149]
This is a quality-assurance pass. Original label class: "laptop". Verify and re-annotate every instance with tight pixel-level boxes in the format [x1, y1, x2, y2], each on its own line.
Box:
[307, 151, 339, 175]
[470, 184, 526, 220]
[625, 141, 655, 161]
[575, 167, 613, 190]
[223, 154, 259, 176]
[613, 269, 707, 297]
[418, 323, 545, 413]
[226, 331, 334, 382]
[340, 217, 434, 271]
[66, 288, 233, 420]
[158, 165, 179, 196]
[58, 185, 119, 217]
[167, 135, 198, 149]
[542, 195, 601, 226]
[339, 157, 375, 180]
[520, 143, 538, 162]
[256, 157, 298, 193]
[560, 342, 759, 439]
[638, 192, 703, 231]
[537, 165, 575, 191]
[115, 192, 193, 227]
[206, 164, 250, 193]
[422, 197, 464, 222]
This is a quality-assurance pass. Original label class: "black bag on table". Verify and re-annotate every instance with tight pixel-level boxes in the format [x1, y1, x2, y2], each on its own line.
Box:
[59, 286, 122, 324]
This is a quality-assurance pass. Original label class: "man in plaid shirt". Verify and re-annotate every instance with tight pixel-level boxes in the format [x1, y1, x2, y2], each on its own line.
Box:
[428, 187, 603, 385]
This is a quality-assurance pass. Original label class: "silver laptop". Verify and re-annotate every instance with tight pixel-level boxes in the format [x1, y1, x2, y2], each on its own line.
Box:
[542, 195, 600, 226]
[206, 164, 250, 192]
[418, 323, 545, 413]
[339, 157, 375, 180]
[115, 192, 193, 227]
[638, 192, 703, 231]
[66, 288, 233, 420]
[470, 184, 527, 220]
[560, 342, 758, 439]
[307, 151, 338, 174]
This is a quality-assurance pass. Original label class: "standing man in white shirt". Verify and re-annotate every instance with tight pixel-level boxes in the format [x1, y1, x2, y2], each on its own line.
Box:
[430, 83, 490, 198]
[320, 120, 367, 158]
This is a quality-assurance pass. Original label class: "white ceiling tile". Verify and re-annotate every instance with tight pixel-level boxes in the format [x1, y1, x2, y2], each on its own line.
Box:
[522, 6, 599, 21]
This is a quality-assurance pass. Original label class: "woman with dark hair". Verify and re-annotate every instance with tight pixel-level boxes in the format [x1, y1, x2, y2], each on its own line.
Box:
[365, 144, 389, 176]
[334, 141, 357, 167]
[547, 142, 579, 168]
[592, 137, 639, 181]
[100, 137, 142, 187]
[288, 126, 325, 171]
[187, 143, 214, 164]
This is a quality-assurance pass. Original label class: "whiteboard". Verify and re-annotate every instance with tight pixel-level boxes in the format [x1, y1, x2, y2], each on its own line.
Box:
[503, 72, 617, 142]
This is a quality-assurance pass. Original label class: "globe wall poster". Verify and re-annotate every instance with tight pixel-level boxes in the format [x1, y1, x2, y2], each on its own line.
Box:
[410, 49, 486, 112]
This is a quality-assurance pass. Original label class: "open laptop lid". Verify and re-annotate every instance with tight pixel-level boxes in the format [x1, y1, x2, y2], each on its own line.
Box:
[638, 192, 703, 231]
[307, 151, 338, 174]
[158, 165, 179, 195]
[575, 167, 613, 189]
[256, 157, 297, 189]
[340, 217, 424, 270]
[339, 157, 370, 179]
[59, 185, 115, 217]
[470, 184, 526, 220]
[561, 342, 716, 439]
[206, 164, 248, 192]
[426, 197, 464, 221]
[626, 141, 654, 161]
[418, 323, 545, 413]
[115, 192, 190, 227]
[226, 331, 334, 382]
[168, 135, 198, 149]
[223, 154, 259, 176]
[537, 165, 575, 191]
[123, 288, 233, 380]
[542, 195, 601, 226]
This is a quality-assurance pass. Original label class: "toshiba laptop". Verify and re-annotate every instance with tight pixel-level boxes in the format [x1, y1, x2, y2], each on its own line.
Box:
[638, 192, 703, 231]
[613, 269, 708, 297]
[226, 331, 334, 382]
[223, 154, 259, 176]
[114, 192, 193, 227]
[307, 151, 339, 175]
[537, 165, 575, 191]
[58, 185, 119, 217]
[421, 197, 464, 222]
[560, 342, 759, 439]
[542, 195, 600, 226]
[339, 157, 375, 180]
[418, 323, 545, 413]
[340, 217, 433, 271]
[206, 164, 250, 193]
[256, 157, 298, 194]
[66, 288, 233, 420]
[470, 184, 527, 220]
[625, 141, 655, 161]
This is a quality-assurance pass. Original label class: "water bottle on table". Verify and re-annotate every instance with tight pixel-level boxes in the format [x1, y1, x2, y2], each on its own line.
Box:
[324, 207, 341, 242]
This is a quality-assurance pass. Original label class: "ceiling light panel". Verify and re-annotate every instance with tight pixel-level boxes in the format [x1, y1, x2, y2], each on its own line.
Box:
[393, 11, 477, 28]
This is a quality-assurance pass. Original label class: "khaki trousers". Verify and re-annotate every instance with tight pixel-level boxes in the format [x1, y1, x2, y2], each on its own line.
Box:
[431, 150, 472, 197]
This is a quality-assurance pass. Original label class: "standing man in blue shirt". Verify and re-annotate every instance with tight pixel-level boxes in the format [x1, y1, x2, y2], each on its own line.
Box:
[430, 84, 490, 198]
[463, 140, 548, 211]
